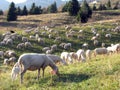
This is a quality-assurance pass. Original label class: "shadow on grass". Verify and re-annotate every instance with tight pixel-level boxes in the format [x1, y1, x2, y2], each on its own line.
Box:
[57, 73, 92, 82]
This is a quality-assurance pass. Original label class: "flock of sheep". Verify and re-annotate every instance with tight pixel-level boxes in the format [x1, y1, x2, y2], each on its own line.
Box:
[0, 24, 120, 83]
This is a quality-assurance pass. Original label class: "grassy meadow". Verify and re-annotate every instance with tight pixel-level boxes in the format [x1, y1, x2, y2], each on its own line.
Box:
[0, 11, 120, 90]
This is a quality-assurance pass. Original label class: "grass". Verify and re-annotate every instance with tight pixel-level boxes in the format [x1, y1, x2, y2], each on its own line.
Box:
[0, 11, 120, 90]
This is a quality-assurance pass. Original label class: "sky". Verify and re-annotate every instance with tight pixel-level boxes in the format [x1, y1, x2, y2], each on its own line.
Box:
[6, 0, 27, 4]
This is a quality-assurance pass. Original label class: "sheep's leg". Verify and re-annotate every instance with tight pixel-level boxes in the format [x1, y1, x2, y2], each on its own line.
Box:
[20, 69, 26, 84]
[42, 68, 45, 78]
[37, 68, 40, 80]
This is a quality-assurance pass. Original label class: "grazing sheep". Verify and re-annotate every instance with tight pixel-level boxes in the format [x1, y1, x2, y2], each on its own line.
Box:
[11, 62, 20, 80]
[61, 52, 72, 64]
[6, 39, 13, 45]
[4, 50, 16, 57]
[69, 52, 78, 62]
[64, 43, 71, 50]
[46, 49, 53, 54]
[47, 54, 67, 65]
[51, 44, 57, 51]
[4, 57, 16, 65]
[42, 47, 50, 52]
[59, 43, 66, 48]
[17, 53, 59, 83]
[94, 48, 108, 56]
[76, 49, 86, 62]
[17, 43, 25, 49]
[25, 42, 32, 48]
[93, 40, 99, 46]
[38, 38, 44, 45]
[86, 49, 92, 60]
[82, 43, 88, 49]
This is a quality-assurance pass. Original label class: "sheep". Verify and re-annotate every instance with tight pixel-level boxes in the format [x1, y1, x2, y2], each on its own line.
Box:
[105, 34, 111, 38]
[17, 43, 25, 49]
[76, 49, 86, 62]
[4, 50, 16, 57]
[46, 49, 53, 54]
[6, 39, 13, 45]
[11, 62, 20, 80]
[59, 43, 66, 48]
[38, 38, 44, 45]
[4, 57, 16, 65]
[51, 44, 57, 51]
[61, 52, 72, 64]
[94, 48, 108, 56]
[17, 53, 59, 83]
[93, 40, 99, 46]
[85, 49, 92, 60]
[69, 52, 78, 62]
[82, 43, 88, 49]
[47, 54, 67, 65]
[64, 43, 72, 50]
[29, 35, 36, 40]
[107, 44, 120, 53]
[24, 42, 32, 48]
[42, 47, 50, 52]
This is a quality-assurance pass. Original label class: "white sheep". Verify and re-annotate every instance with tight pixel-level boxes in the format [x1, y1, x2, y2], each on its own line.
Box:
[11, 62, 20, 80]
[47, 54, 67, 65]
[61, 52, 72, 64]
[17, 53, 59, 83]
[4, 57, 16, 65]
[94, 48, 108, 56]
[85, 49, 92, 60]
[42, 47, 50, 52]
[69, 52, 78, 62]
[76, 49, 86, 62]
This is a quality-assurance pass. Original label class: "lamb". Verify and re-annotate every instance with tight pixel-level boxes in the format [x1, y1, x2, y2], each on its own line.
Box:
[47, 54, 67, 65]
[94, 48, 108, 56]
[11, 62, 20, 80]
[17, 43, 25, 49]
[17, 53, 59, 83]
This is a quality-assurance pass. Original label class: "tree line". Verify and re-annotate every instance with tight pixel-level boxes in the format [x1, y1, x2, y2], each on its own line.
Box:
[0, 0, 119, 22]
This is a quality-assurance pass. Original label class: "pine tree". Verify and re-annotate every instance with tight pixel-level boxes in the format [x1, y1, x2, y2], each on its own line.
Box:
[92, 4, 97, 11]
[68, 0, 80, 16]
[16, 6, 22, 15]
[47, 2, 57, 13]
[98, 3, 103, 10]
[107, 0, 112, 10]
[0, 9, 3, 15]
[22, 5, 28, 15]
[77, 0, 92, 23]
[29, 3, 36, 14]
[62, 2, 70, 12]
[7, 2, 17, 21]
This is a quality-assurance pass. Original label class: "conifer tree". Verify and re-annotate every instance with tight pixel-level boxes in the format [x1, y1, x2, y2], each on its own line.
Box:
[29, 3, 36, 14]
[92, 4, 97, 11]
[22, 5, 28, 15]
[68, 0, 80, 16]
[7, 2, 17, 21]
[77, 0, 92, 23]
[0, 9, 3, 15]
[107, 0, 112, 10]
[47, 2, 57, 13]
[16, 6, 22, 15]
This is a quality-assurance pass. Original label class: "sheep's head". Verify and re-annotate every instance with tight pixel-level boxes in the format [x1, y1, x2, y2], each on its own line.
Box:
[51, 67, 60, 76]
